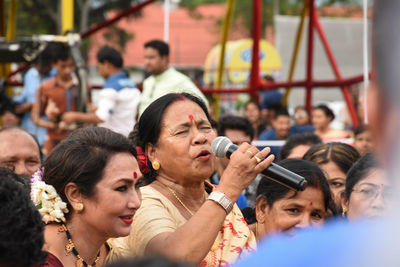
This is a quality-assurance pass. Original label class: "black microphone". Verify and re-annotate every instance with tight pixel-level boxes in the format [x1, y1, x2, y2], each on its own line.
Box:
[212, 136, 308, 191]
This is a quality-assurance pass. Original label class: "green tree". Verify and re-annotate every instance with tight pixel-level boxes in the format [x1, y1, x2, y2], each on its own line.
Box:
[14, 0, 140, 36]
[180, 0, 364, 37]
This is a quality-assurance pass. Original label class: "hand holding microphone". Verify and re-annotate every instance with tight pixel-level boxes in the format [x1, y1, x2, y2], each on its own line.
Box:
[212, 136, 307, 191]
[212, 137, 275, 202]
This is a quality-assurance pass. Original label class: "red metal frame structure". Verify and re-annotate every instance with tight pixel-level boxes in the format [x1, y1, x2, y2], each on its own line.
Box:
[6, 0, 365, 127]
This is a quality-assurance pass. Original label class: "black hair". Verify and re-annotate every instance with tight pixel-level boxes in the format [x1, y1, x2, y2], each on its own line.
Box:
[263, 74, 275, 82]
[279, 132, 322, 160]
[36, 44, 53, 67]
[303, 142, 360, 175]
[105, 255, 194, 267]
[43, 127, 136, 215]
[313, 104, 335, 121]
[97, 46, 123, 68]
[248, 159, 332, 224]
[144, 39, 169, 57]
[0, 167, 45, 267]
[273, 108, 290, 120]
[345, 153, 379, 199]
[130, 93, 211, 185]
[52, 43, 71, 62]
[217, 114, 254, 141]
[266, 103, 284, 112]
[210, 118, 218, 130]
[244, 98, 262, 111]
[354, 124, 370, 136]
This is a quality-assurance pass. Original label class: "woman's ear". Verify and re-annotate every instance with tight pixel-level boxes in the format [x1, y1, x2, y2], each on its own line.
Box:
[145, 142, 157, 163]
[255, 195, 269, 223]
[64, 182, 84, 212]
[340, 191, 349, 217]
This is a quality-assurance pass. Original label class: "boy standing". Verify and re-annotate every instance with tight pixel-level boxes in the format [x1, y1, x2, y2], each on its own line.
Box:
[32, 44, 77, 154]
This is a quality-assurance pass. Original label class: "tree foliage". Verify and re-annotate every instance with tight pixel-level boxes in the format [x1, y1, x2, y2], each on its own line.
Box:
[12, 0, 141, 36]
[180, 0, 365, 37]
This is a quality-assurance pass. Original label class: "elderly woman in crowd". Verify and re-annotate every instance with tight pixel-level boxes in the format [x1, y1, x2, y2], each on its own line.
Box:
[33, 127, 142, 266]
[123, 93, 274, 266]
[341, 154, 389, 220]
[304, 142, 360, 213]
[249, 159, 332, 241]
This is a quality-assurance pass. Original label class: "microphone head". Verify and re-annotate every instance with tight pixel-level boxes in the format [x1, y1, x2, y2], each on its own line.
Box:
[212, 136, 232, 158]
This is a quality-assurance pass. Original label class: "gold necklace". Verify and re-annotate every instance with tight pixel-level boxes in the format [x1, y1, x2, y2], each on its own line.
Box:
[166, 186, 221, 252]
[166, 185, 194, 216]
[60, 224, 100, 267]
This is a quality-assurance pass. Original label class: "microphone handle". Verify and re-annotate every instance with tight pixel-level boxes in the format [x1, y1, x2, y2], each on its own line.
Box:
[261, 163, 307, 191]
[223, 143, 307, 191]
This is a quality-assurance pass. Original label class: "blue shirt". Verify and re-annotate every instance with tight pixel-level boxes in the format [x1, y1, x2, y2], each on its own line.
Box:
[13, 67, 54, 146]
[103, 71, 135, 91]
[235, 218, 393, 267]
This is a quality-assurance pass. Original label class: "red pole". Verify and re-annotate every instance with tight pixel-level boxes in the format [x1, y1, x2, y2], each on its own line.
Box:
[81, 0, 156, 39]
[305, 0, 315, 112]
[313, 12, 359, 128]
[249, 0, 262, 99]
[7, 62, 31, 78]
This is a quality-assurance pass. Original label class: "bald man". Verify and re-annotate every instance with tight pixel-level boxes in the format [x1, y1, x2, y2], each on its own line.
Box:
[0, 127, 41, 177]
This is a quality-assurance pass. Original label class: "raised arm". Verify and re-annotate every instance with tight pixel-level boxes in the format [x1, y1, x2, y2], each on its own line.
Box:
[144, 144, 274, 264]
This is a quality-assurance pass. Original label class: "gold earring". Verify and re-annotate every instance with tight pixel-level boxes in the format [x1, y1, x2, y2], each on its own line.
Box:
[257, 215, 265, 224]
[152, 161, 160, 170]
[342, 207, 347, 217]
[75, 203, 84, 212]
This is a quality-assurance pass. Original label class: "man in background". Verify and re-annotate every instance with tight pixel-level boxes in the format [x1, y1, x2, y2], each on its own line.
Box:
[62, 46, 141, 136]
[138, 40, 208, 116]
[13, 46, 54, 146]
[213, 114, 256, 208]
[32, 43, 77, 154]
[0, 127, 41, 178]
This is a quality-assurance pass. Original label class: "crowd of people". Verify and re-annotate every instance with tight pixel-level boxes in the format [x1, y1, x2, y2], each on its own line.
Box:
[0, 2, 397, 265]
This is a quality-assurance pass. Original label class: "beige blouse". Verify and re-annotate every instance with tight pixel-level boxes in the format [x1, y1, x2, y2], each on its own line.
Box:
[115, 185, 257, 266]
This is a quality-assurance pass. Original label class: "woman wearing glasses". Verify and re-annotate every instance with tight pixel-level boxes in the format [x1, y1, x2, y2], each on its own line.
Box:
[341, 153, 389, 220]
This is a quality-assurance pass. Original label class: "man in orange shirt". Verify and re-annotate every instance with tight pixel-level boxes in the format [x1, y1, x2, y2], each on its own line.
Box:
[32, 44, 77, 154]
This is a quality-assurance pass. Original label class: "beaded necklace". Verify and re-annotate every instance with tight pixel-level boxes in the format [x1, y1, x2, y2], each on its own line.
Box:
[61, 224, 100, 267]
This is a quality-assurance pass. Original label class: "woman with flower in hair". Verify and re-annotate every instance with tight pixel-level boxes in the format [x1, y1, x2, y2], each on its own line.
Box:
[121, 93, 274, 266]
[31, 127, 142, 267]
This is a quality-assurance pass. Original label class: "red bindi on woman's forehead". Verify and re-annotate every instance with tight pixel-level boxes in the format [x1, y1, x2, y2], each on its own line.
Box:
[309, 202, 313, 206]
[133, 172, 138, 179]
[188, 114, 194, 120]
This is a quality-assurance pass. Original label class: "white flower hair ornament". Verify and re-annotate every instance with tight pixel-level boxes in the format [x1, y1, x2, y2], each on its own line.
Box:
[31, 168, 69, 224]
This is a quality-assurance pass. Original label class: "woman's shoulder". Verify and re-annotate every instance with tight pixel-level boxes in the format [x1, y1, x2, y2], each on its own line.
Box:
[321, 128, 350, 140]
[140, 184, 167, 200]
[36, 252, 64, 267]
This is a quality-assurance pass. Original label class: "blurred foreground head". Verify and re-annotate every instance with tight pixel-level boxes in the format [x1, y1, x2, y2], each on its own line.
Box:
[372, 0, 400, 168]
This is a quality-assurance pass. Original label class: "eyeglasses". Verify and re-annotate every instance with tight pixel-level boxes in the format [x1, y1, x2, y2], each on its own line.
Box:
[352, 184, 393, 201]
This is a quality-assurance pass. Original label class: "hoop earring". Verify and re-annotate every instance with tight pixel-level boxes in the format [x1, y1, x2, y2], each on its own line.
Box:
[75, 203, 84, 212]
[152, 161, 160, 170]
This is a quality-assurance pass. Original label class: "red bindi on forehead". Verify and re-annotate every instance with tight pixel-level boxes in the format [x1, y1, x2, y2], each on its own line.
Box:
[309, 202, 313, 206]
[188, 114, 194, 120]
[133, 172, 138, 179]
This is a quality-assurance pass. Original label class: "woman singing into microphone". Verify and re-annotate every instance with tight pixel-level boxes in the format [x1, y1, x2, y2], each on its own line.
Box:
[120, 93, 274, 266]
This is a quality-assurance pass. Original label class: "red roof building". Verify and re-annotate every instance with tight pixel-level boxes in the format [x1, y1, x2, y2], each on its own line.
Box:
[88, 3, 249, 69]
